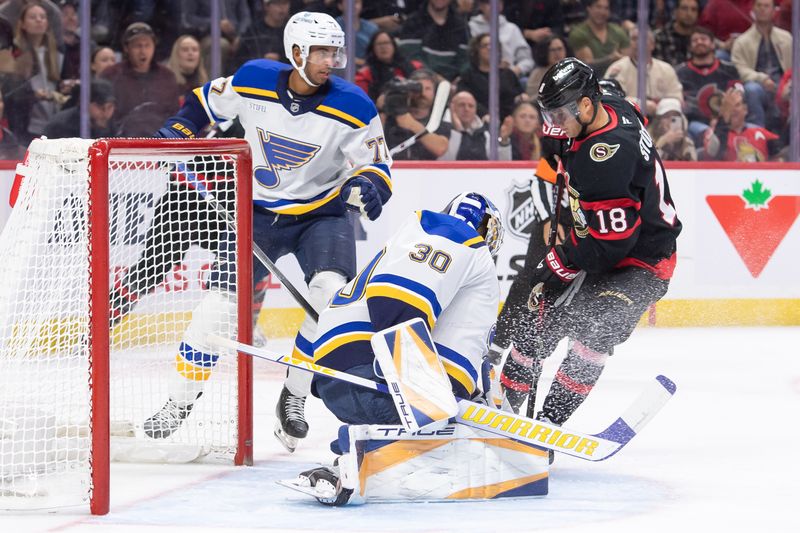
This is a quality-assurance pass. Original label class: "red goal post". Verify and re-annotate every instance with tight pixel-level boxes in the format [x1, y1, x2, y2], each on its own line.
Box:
[0, 138, 253, 515]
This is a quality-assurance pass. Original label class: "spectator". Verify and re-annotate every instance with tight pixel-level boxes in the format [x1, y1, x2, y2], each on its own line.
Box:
[381, 68, 450, 160]
[235, 0, 290, 68]
[165, 35, 209, 99]
[704, 87, 782, 161]
[126, 1, 183, 62]
[649, 97, 697, 161]
[43, 78, 116, 138]
[0, 0, 62, 47]
[608, 0, 638, 31]
[730, 0, 792, 128]
[0, 85, 23, 159]
[568, 0, 630, 77]
[355, 31, 422, 101]
[335, 0, 378, 66]
[514, 0, 565, 47]
[59, 0, 82, 82]
[508, 100, 542, 161]
[181, 0, 251, 76]
[676, 26, 741, 143]
[468, 0, 533, 78]
[653, 0, 699, 66]
[605, 26, 683, 117]
[454, 0, 475, 17]
[698, 0, 753, 59]
[525, 35, 569, 101]
[91, 45, 117, 77]
[648, 0, 678, 29]
[561, 0, 588, 29]
[360, 1, 409, 33]
[10, 1, 64, 143]
[440, 90, 513, 160]
[457, 33, 523, 120]
[396, 0, 471, 81]
[99, 22, 180, 136]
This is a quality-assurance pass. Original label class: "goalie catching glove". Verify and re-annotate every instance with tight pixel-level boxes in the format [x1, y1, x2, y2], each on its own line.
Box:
[341, 176, 382, 220]
[528, 245, 579, 310]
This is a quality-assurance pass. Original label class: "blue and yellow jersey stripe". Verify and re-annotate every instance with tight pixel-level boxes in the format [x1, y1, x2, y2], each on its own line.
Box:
[366, 274, 442, 330]
[232, 85, 280, 103]
[319, 75, 379, 129]
[435, 343, 478, 398]
[314, 104, 366, 129]
[313, 321, 375, 363]
[253, 186, 341, 215]
[291, 332, 314, 363]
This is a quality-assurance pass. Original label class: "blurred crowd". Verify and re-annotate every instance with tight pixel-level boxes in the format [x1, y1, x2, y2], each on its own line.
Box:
[0, 0, 794, 162]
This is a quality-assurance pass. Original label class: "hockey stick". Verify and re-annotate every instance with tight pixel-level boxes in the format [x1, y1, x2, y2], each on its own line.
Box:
[388, 80, 451, 156]
[207, 334, 676, 461]
[524, 170, 567, 419]
[175, 162, 319, 322]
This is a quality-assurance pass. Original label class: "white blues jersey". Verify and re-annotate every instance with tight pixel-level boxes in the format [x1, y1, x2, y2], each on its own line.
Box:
[192, 60, 392, 215]
[311, 210, 500, 399]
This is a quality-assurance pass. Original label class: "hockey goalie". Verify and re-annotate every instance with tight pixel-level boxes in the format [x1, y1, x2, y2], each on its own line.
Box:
[278, 192, 550, 505]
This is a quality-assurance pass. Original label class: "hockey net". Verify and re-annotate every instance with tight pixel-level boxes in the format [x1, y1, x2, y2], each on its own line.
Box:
[0, 138, 253, 514]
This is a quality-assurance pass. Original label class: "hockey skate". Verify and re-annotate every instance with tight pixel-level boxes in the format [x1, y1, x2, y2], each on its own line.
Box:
[277, 465, 353, 506]
[143, 393, 201, 439]
[274, 386, 308, 452]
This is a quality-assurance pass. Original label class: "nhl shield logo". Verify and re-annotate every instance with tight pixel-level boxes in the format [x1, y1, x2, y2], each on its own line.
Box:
[505, 181, 537, 241]
[290, 102, 300, 113]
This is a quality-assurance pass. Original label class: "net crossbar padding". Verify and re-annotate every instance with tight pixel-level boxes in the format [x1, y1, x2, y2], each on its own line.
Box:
[0, 138, 253, 515]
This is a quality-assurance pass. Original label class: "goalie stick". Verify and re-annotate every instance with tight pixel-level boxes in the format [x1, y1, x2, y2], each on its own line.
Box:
[207, 334, 676, 461]
[388, 80, 451, 156]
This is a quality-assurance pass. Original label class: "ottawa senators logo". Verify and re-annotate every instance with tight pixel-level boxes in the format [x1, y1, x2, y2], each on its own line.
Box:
[589, 143, 620, 162]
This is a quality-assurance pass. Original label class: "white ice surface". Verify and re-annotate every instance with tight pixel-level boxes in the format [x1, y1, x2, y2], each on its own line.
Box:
[2, 327, 799, 532]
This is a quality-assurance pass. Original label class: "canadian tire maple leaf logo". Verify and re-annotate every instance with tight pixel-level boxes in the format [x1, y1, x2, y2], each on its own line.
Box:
[707, 181, 800, 277]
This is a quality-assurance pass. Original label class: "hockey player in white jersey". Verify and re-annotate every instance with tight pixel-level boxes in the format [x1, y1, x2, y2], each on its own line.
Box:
[146, 12, 392, 451]
[293, 192, 504, 504]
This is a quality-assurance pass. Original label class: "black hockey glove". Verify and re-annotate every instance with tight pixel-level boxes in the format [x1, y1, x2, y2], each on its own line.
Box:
[341, 176, 382, 220]
[527, 246, 579, 310]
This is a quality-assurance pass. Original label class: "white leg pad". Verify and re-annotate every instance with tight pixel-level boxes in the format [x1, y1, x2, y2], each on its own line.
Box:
[336, 424, 549, 502]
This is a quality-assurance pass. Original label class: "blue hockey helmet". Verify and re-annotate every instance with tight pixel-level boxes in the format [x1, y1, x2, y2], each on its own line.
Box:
[443, 192, 505, 257]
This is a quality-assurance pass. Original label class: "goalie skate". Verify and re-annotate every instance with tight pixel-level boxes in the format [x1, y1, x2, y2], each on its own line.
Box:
[274, 386, 308, 452]
[143, 396, 199, 439]
[277, 466, 353, 506]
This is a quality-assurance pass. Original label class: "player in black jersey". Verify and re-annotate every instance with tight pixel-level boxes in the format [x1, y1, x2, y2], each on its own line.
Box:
[500, 58, 682, 427]
[108, 155, 239, 330]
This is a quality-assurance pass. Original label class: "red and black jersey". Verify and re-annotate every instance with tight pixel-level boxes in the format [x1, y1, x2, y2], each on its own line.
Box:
[676, 59, 741, 124]
[561, 95, 682, 280]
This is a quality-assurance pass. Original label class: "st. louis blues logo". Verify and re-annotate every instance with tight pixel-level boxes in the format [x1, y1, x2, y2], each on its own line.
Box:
[254, 128, 320, 188]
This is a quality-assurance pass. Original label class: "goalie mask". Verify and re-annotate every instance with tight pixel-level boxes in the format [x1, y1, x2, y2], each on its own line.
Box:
[443, 192, 505, 258]
[284, 11, 346, 87]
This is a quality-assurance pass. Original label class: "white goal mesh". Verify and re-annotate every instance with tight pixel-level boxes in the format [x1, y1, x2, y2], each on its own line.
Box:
[0, 138, 253, 513]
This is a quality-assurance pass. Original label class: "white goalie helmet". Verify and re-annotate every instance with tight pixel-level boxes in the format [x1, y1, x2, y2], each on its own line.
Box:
[443, 192, 505, 258]
[284, 11, 347, 80]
